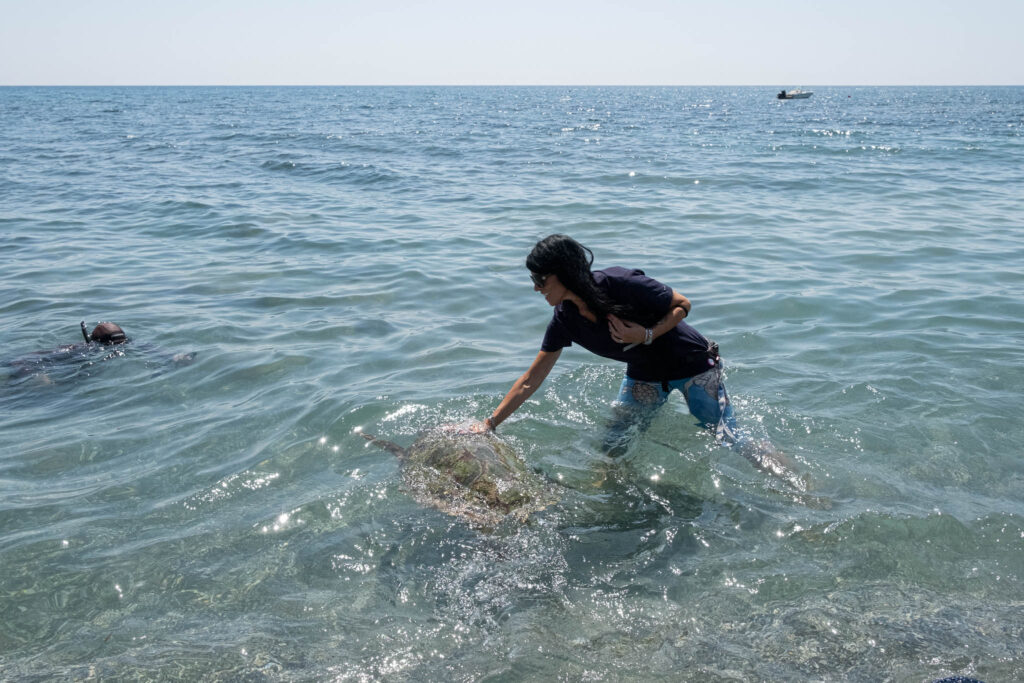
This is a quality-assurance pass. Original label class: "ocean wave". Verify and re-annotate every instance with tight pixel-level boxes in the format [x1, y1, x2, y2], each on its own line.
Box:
[259, 158, 404, 186]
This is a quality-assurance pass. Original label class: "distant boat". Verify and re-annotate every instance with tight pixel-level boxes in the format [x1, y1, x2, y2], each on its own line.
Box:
[777, 89, 813, 100]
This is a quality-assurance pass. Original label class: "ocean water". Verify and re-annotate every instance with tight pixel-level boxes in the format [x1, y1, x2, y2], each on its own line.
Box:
[1, 86, 1022, 681]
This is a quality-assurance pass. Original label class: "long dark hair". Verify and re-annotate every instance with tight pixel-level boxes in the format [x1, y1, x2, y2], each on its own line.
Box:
[526, 234, 636, 320]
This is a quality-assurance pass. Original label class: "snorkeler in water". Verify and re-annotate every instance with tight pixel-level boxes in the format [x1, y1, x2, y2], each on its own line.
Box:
[81, 321, 127, 346]
[5, 321, 195, 385]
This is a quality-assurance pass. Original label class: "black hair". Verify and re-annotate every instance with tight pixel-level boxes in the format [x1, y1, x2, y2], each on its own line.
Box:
[526, 234, 636, 320]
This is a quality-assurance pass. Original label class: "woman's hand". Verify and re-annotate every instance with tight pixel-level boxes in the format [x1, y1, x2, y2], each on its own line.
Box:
[440, 418, 494, 434]
[470, 418, 495, 433]
[607, 314, 646, 345]
[608, 291, 689, 348]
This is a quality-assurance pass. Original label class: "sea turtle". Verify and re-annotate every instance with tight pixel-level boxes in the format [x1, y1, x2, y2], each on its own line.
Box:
[360, 429, 558, 528]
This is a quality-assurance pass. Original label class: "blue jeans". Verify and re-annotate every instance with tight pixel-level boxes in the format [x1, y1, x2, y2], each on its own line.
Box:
[604, 366, 741, 456]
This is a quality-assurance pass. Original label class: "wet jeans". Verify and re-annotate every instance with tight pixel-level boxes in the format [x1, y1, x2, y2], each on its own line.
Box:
[603, 365, 740, 456]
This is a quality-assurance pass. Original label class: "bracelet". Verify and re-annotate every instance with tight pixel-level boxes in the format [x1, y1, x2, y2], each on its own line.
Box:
[643, 328, 654, 345]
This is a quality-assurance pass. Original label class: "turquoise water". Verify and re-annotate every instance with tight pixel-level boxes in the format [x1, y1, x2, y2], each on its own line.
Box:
[1, 86, 1022, 681]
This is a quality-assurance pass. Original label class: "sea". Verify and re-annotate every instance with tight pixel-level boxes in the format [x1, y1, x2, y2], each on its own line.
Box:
[1, 86, 1022, 682]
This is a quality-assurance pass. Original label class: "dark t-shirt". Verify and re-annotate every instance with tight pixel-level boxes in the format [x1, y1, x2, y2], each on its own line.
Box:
[540, 267, 714, 382]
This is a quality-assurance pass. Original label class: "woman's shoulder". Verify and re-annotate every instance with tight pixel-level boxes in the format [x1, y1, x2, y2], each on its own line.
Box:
[594, 266, 673, 319]
[594, 266, 666, 292]
[594, 266, 645, 280]
[593, 266, 651, 290]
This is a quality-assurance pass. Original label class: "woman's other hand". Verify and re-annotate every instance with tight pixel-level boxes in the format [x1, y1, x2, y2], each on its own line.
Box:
[607, 314, 645, 345]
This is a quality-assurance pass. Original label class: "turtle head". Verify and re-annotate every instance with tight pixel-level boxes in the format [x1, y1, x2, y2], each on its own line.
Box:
[360, 432, 407, 459]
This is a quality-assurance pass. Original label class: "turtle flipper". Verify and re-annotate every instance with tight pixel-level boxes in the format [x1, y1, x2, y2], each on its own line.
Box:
[360, 432, 407, 459]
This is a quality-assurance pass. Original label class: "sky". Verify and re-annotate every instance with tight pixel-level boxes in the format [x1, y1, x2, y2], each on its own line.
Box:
[1, 0, 1021, 86]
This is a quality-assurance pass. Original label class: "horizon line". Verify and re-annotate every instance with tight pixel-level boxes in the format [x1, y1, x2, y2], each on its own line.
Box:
[2, 83, 1022, 88]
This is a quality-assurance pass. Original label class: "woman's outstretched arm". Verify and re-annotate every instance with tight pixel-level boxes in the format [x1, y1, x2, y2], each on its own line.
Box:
[482, 349, 562, 431]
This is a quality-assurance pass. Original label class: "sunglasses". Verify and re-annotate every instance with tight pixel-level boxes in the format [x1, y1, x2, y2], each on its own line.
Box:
[530, 272, 549, 288]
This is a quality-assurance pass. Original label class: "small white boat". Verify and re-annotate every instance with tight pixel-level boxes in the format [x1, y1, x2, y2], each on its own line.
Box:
[777, 89, 813, 100]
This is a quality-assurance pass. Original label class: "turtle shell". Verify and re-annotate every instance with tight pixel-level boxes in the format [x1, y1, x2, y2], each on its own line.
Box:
[378, 430, 557, 527]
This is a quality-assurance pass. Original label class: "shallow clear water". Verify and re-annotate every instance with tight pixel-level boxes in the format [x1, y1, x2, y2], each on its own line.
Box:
[1, 86, 1022, 681]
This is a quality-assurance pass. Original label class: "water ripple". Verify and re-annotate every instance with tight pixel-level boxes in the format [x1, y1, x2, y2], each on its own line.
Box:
[2, 86, 1023, 681]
